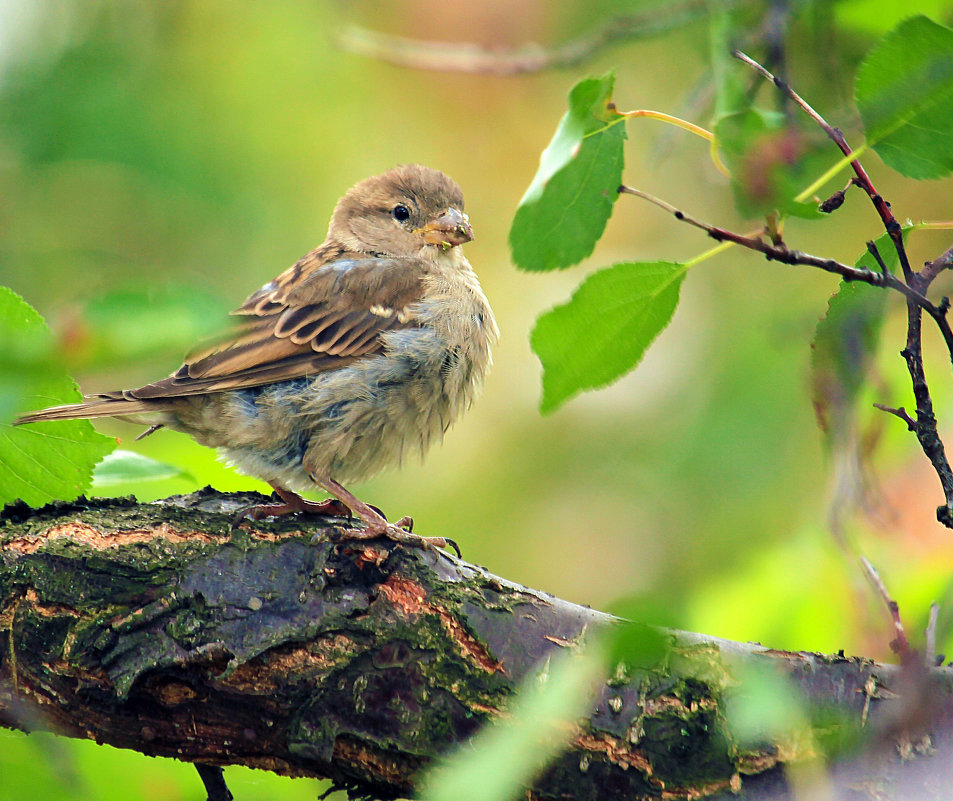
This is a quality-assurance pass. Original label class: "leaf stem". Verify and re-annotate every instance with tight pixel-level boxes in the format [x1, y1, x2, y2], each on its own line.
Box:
[614, 108, 730, 177]
[684, 240, 735, 268]
[796, 143, 869, 203]
[618, 109, 713, 141]
[914, 220, 953, 231]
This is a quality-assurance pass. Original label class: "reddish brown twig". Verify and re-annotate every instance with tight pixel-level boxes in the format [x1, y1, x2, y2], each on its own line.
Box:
[861, 556, 912, 663]
[873, 404, 917, 432]
[617, 185, 936, 307]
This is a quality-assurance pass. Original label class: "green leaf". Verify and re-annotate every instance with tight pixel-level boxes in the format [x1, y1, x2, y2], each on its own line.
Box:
[604, 593, 681, 670]
[0, 288, 115, 507]
[856, 15, 953, 179]
[810, 231, 898, 443]
[607, 621, 671, 673]
[726, 660, 863, 758]
[92, 450, 193, 487]
[811, 284, 886, 442]
[510, 72, 626, 271]
[811, 281, 887, 445]
[532, 261, 686, 413]
[421, 645, 606, 801]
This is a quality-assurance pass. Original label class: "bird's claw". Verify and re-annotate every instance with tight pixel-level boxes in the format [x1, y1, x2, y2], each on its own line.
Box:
[392, 515, 414, 532]
[332, 520, 460, 557]
[379, 523, 460, 557]
[231, 496, 351, 530]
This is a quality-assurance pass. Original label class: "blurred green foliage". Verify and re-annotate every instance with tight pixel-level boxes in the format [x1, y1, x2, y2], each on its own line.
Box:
[0, 730, 326, 801]
[3, 1, 953, 799]
[421, 642, 609, 801]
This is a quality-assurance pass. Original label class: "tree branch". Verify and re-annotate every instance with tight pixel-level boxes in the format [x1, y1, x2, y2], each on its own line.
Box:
[732, 49, 953, 526]
[336, 2, 710, 76]
[732, 50, 914, 281]
[617, 185, 936, 306]
[3, 490, 953, 799]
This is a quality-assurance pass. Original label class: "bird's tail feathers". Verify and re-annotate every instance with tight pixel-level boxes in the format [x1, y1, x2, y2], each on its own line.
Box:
[14, 397, 171, 426]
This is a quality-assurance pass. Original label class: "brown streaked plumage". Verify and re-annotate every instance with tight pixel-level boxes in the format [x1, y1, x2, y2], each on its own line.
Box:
[16, 164, 498, 552]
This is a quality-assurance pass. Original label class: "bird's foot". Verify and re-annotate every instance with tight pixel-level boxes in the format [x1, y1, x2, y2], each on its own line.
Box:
[337, 519, 461, 558]
[232, 486, 350, 528]
[309, 474, 461, 556]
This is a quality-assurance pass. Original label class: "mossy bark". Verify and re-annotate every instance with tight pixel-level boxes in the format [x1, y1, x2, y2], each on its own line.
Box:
[1, 489, 952, 800]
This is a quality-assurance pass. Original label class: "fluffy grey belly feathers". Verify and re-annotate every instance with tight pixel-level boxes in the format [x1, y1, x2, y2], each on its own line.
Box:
[169, 325, 488, 491]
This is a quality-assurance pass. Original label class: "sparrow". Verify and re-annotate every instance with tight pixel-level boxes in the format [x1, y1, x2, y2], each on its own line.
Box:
[16, 164, 498, 552]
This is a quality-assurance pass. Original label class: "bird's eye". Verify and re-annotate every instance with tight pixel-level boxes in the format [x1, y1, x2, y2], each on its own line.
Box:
[392, 204, 411, 222]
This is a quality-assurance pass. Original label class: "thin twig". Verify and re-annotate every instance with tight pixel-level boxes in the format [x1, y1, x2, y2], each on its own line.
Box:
[617, 185, 936, 308]
[866, 240, 889, 275]
[873, 404, 917, 432]
[922, 243, 953, 285]
[926, 602, 940, 667]
[860, 556, 912, 663]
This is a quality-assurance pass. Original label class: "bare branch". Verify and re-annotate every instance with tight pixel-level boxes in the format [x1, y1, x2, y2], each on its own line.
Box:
[336, 2, 708, 76]
[922, 244, 953, 286]
[901, 302, 953, 526]
[874, 403, 917, 432]
[861, 556, 912, 662]
[927, 603, 941, 667]
[617, 185, 936, 307]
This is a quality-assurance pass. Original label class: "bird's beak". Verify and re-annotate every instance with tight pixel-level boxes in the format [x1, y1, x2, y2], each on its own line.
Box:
[418, 208, 473, 249]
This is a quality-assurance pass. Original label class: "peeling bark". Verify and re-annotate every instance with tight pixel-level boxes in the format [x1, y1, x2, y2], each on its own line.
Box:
[1, 488, 952, 800]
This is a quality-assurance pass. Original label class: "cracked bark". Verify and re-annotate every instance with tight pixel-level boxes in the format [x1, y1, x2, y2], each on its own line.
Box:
[2, 489, 953, 800]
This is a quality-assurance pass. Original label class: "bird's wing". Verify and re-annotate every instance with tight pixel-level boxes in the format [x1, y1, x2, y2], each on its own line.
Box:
[117, 255, 427, 400]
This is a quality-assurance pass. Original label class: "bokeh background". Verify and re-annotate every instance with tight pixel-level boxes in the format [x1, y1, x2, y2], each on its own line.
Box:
[4, 1, 953, 798]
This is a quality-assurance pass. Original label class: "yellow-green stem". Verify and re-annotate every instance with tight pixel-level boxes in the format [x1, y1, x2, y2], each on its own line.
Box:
[618, 109, 731, 177]
[795, 142, 870, 203]
[685, 239, 735, 268]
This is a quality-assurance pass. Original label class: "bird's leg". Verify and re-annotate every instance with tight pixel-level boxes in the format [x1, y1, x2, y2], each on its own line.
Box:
[195, 765, 232, 801]
[312, 474, 459, 556]
[233, 483, 350, 527]
[266, 484, 352, 518]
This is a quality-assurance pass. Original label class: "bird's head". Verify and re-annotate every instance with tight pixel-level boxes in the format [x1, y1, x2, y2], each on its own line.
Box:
[329, 164, 473, 258]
